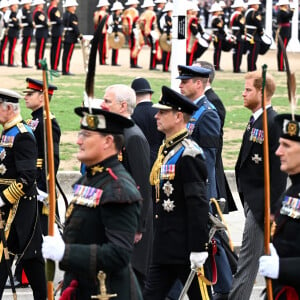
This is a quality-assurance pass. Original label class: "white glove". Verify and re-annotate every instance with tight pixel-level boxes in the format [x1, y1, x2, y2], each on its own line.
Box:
[190, 251, 208, 269]
[36, 188, 48, 202]
[107, 26, 113, 34]
[0, 196, 5, 207]
[150, 30, 158, 41]
[258, 243, 279, 279]
[42, 224, 65, 262]
[133, 28, 139, 39]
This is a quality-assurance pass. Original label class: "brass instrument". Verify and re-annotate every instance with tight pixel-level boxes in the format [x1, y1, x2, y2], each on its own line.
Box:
[159, 32, 172, 52]
[108, 32, 125, 49]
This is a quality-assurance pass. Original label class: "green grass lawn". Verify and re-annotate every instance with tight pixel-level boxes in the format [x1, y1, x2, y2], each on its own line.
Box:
[14, 71, 298, 170]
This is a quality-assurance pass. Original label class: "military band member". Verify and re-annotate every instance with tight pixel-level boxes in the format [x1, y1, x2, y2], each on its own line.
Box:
[0, 88, 46, 299]
[7, 0, 20, 67]
[154, 0, 166, 34]
[108, 1, 124, 66]
[160, 1, 172, 72]
[186, 1, 206, 66]
[229, 70, 287, 299]
[143, 86, 210, 300]
[0, 0, 9, 66]
[62, 0, 82, 75]
[42, 106, 143, 300]
[48, 0, 63, 71]
[93, 0, 109, 65]
[210, 2, 225, 71]
[123, 0, 142, 69]
[18, 0, 33, 68]
[244, 0, 264, 71]
[275, 0, 294, 72]
[230, 0, 247, 73]
[140, 0, 160, 71]
[23, 78, 61, 235]
[259, 113, 300, 299]
[32, 0, 48, 70]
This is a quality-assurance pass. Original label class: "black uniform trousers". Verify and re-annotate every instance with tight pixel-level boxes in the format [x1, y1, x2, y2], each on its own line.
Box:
[22, 36, 32, 67]
[35, 37, 46, 69]
[98, 34, 107, 65]
[162, 50, 171, 72]
[50, 35, 62, 70]
[247, 40, 261, 71]
[111, 48, 119, 65]
[213, 39, 222, 70]
[143, 263, 212, 300]
[0, 36, 8, 65]
[129, 32, 139, 67]
[0, 227, 47, 300]
[8, 36, 17, 66]
[277, 27, 291, 72]
[62, 42, 74, 73]
[233, 40, 244, 72]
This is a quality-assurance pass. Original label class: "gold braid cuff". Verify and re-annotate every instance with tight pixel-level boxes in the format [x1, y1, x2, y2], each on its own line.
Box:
[3, 182, 25, 205]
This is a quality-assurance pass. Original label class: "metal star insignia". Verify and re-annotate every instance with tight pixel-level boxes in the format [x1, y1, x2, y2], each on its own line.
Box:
[162, 199, 175, 212]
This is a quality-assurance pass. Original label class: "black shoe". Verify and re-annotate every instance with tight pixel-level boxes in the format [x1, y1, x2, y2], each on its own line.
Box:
[213, 292, 229, 300]
[215, 68, 224, 72]
[62, 72, 75, 76]
[112, 64, 121, 66]
[7, 64, 18, 67]
[36, 66, 42, 70]
[163, 70, 170, 73]
[233, 70, 245, 73]
[150, 67, 160, 71]
[130, 65, 142, 69]
[22, 65, 33, 68]
[100, 62, 108, 65]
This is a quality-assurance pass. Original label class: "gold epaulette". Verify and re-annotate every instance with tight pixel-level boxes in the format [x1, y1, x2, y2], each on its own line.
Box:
[17, 123, 28, 133]
[3, 182, 25, 205]
[43, 111, 55, 120]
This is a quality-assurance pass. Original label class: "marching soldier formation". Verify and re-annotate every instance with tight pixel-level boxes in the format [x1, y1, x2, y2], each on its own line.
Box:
[0, 0, 294, 73]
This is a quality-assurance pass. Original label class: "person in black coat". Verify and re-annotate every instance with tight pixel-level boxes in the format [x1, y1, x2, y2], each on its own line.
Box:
[48, 0, 63, 71]
[32, 0, 48, 70]
[131, 77, 164, 168]
[259, 113, 300, 299]
[23, 78, 61, 235]
[229, 70, 288, 299]
[0, 88, 46, 300]
[229, 0, 247, 73]
[7, 0, 20, 67]
[244, 0, 264, 71]
[19, 0, 34, 68]
[0, 1, 9, 66]
[42, 106, 143, 300]
[102, 84, 153, 291]
[196, 60, 237, 213]
[144, 86, 210, 300]
[275, 0, 294, 72]
[62, 0, 82, 75]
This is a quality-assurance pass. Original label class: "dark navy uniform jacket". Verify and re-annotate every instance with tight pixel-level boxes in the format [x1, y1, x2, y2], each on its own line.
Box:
[272, 173, 300, 297]
[235, 107, 287, 227]
[0, 116, 42, 260]
[63, 11, 80, 44]
[60, 155, 142, 300]
[21, 6, 34, 38]
[48, 4, 63, 38]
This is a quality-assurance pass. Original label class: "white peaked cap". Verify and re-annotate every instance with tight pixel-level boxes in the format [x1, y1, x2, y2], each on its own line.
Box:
[96, 0, 110, 7]
[125, 0, 139, 5]
[209, 2, 223, 12]
[163, 1, 173, 11]
[111, 1, 124, 11]
[63, 0, 78, 7]
[186, 1, 199, 11]
[141, 0, 155, 8]
[247, 0, 261, 5]
[275, 0, 290, 6]
[231, 0, 247, 8]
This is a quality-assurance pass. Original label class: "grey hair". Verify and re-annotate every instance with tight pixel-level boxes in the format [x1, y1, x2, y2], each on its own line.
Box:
[2, 102, 20, 112]
[106, 84, 136, 115]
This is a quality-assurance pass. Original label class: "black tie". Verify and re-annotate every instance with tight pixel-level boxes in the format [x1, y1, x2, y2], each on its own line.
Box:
[247, 115, 254, 130]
